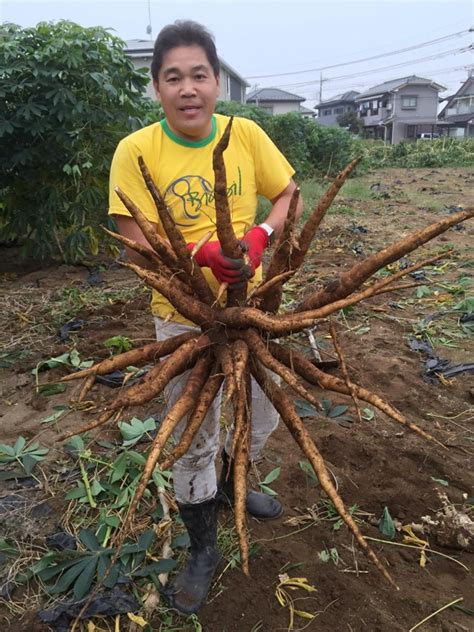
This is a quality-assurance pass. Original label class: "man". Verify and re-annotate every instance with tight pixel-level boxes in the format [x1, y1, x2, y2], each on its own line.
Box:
[109, 20, 302, 615]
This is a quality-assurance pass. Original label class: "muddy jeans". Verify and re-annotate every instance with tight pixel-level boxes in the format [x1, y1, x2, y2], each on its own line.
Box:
[154, 317, 280, 504]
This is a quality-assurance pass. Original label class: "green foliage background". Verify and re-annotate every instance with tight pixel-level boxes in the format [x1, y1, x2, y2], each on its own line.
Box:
[0, 21, 152, 260]
[1, 21, 472, 262]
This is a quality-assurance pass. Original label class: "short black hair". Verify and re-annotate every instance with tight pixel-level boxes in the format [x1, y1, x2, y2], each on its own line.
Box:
[151, 20, 219, 82]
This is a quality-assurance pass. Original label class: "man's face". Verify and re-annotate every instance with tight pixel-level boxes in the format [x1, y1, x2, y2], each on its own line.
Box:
[154, 45, 220, 141]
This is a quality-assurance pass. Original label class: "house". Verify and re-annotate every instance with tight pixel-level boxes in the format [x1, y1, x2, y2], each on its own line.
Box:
[437, 71, 474, 138]
[246, 88, 309, 115]
[314, 91, 360, 126]
[125, 40, 249, 102]
[355, 76, 446, 144]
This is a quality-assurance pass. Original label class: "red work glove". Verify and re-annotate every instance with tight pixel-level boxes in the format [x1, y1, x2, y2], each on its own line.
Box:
[186, 241, 249, 285]
[241, 226, 270, 276]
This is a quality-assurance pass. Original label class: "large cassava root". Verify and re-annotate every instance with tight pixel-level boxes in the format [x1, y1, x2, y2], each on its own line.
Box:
[63, 118, 473, 627]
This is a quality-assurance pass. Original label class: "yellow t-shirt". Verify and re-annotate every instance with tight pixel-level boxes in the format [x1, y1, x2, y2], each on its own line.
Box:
[109, 113, 294, 323]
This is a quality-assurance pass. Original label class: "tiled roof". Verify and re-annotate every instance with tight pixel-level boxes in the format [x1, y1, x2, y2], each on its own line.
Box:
[315, 90, 360, 108]
[356, 75, 446, 99]
[246, 88, 305, 103]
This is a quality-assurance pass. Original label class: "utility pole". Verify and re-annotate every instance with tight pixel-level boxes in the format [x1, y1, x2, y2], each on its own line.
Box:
[146, 0, 153, 39]
[319, 72, 323, 103]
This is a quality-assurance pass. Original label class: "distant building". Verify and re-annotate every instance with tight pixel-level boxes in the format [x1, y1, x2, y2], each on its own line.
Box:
[355, 76, 445, 143]
[314, 91, 360, 126]
[125, 40, 249, 102]
[246, 88, 311, 116]
[438, 71, 474, 138]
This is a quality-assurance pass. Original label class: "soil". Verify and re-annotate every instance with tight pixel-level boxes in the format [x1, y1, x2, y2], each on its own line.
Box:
[0, 167, 473, 632]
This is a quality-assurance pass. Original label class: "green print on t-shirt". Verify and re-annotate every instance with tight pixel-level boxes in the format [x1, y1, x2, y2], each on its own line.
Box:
[165, 168, 242, 226]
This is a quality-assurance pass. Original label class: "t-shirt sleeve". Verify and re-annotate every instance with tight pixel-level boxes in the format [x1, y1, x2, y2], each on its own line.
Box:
[249, 122, 295, 200]
[108, 137, 159, 223]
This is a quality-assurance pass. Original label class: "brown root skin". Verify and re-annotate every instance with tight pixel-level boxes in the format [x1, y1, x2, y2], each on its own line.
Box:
[231, 339, 250, 394]
[120, 354, 213, 538]
[298, 208, 473, 311]
[59, 336, 210, 441]
[213, 117, 248, 307]
[113, 187, 178, 268]
[247, 270, 295, 303]
[160, 368, 224, 471]
[138, 156, 218, 306]
[59, 332, 196, 382]
[102, 226, 195, 297]
[123, 262, 216, 327]
[212, 117, 241, 260]
[250, 356, 398, 589]
[260, 187, 300, 313]
[290, 157, 362, 273]
[232, 364, 251, 576]
[268, 341, 446, 448]
[242, 329, 321, 411]
[102, 226, 164, 269]
[329, 320, 362, 423]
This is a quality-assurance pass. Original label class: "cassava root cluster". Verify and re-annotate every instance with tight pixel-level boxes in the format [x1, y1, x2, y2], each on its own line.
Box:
[59, 118, 473, 590]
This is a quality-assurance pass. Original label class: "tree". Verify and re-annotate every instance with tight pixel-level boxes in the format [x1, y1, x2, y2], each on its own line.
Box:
[0, 21, 151, 260]
[336, 111, 363, 135]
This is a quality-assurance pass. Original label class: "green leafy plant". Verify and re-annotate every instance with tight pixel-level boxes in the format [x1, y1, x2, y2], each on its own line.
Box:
[257, 467, 281, 496]
[320, 398, 353, 426]
[104, 335, 133, 355]
[319, 498, 359, 531]
[0, 20, 150, 261]
[32, 349, 93, 376]
[118, 416, 157, 447]
[0, 437, 49, 474]
[32, 528, 176, 600]
[65, 445, 171, 511]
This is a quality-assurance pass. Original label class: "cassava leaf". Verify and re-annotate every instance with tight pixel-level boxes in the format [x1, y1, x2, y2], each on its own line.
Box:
[49, 557, 91, 595]
[79, 529, 100, 551]
[73, 557, 97, 600]
[262, 467, 281, 485]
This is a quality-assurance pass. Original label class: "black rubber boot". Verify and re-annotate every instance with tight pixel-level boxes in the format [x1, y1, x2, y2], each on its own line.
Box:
[218, 450, 283, 520]
[163, 498, 220, 615]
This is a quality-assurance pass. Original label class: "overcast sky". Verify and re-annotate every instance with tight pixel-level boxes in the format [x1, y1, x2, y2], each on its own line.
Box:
[2, 0, 473, 106]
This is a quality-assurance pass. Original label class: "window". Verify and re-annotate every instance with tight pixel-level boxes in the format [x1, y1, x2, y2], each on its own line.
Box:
[401, 96, 417, 109]
[259, 105, 273, 114]
[323, 108, 332, 115]
[333, 107, 343, 114]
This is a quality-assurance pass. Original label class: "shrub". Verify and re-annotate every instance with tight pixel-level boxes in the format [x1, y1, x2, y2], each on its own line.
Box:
[0, 21, 150, 261]
[360, 137, 474, 170]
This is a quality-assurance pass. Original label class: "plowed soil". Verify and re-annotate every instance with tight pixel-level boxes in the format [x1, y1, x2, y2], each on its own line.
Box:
[0, 167, 473, 632]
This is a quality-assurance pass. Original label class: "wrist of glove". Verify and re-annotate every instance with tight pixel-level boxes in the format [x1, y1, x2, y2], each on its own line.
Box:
[186, 241, 250, 285]
[241, 226, 269, 273]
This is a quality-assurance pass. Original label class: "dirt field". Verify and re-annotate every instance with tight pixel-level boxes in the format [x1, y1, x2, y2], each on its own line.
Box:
[0, 167, 473, 631]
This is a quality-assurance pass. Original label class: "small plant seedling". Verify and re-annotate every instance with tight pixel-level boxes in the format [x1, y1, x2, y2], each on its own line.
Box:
[258, 467, 281, 496]
[320, 398, 353, 427]
[318, 546, 339, 565]
[104, 335, 133, 355]
[0, 437, 49, 475]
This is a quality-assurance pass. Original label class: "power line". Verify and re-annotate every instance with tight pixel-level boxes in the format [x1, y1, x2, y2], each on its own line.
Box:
[264, 45, 472, 91]
[245, 28, 472, 80]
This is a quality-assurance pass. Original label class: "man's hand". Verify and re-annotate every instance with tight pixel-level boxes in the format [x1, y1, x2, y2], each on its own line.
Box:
[187, 241, 250, 285]
[241, 226, 269, 276]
